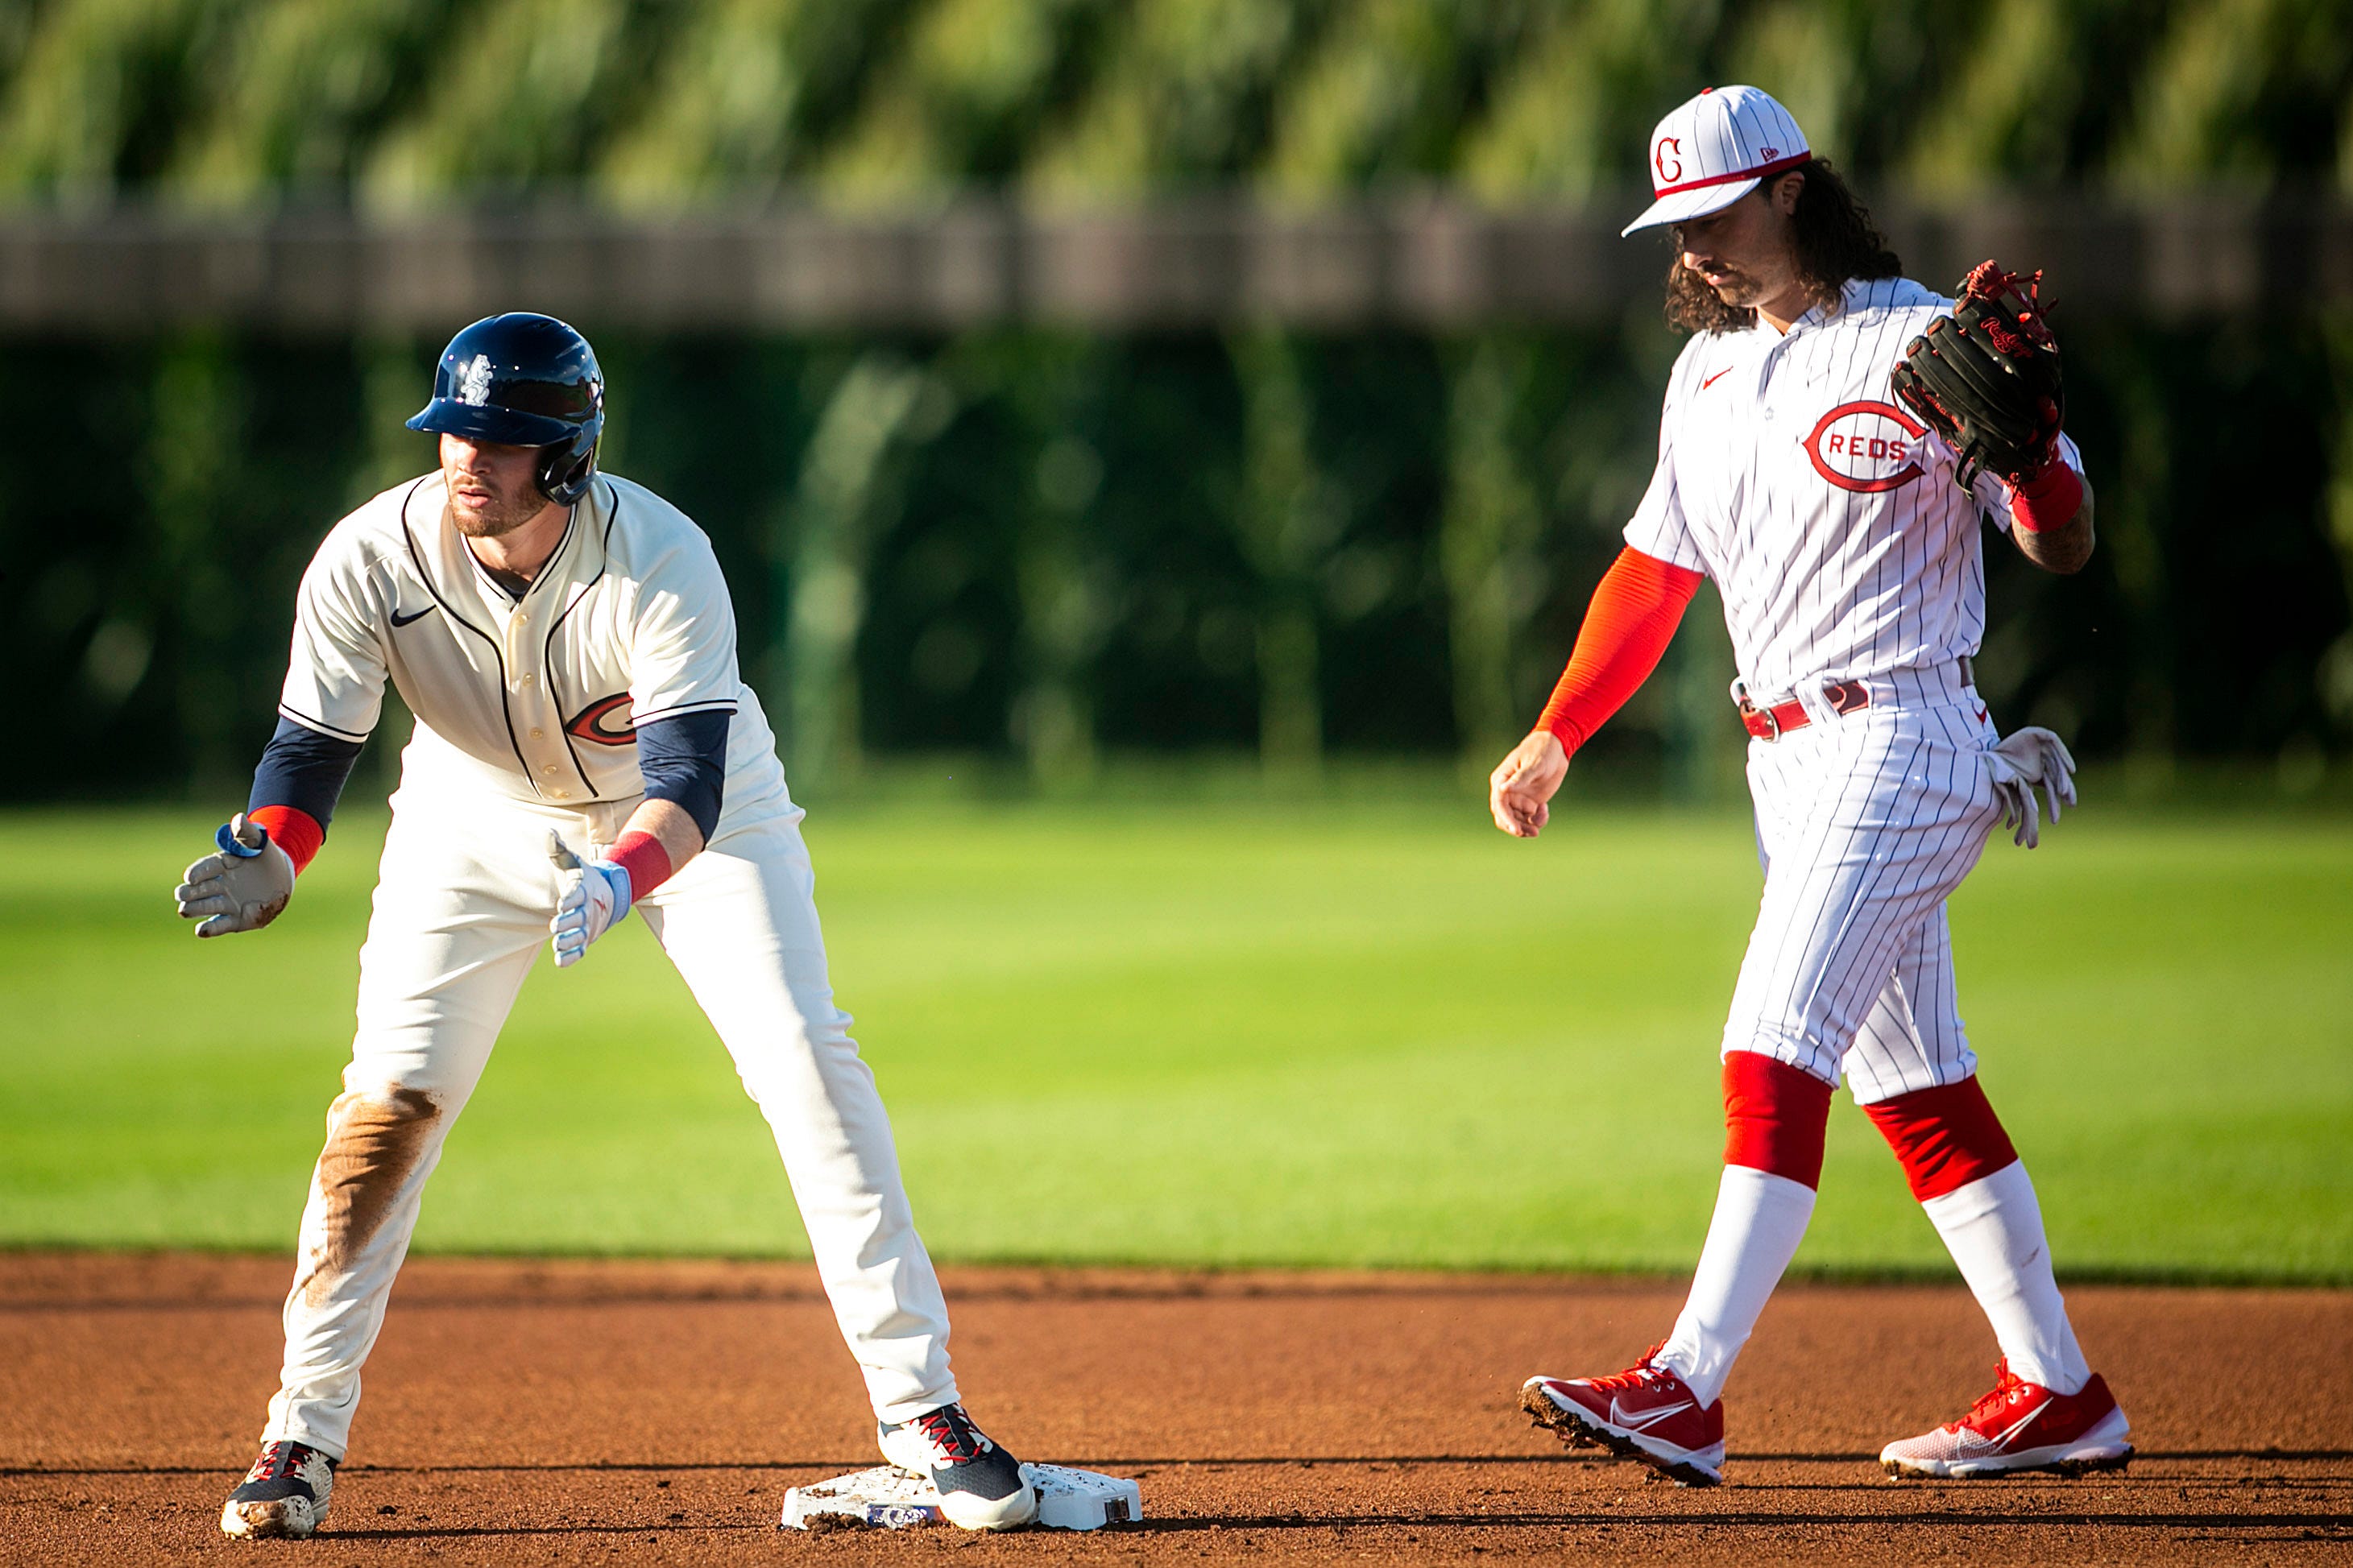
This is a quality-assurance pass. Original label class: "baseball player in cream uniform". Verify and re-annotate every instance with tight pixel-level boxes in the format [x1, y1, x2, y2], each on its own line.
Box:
[1491, 89, 2131, 1485]
[177, 314, 1038, 1537]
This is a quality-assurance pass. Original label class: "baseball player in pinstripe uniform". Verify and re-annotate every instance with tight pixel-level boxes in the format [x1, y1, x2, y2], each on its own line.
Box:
[1489, 88, 2129, 1486]
[176, 314, 1038, 1537]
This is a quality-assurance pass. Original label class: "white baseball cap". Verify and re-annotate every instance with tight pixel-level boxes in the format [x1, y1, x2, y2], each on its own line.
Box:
[1621, 85, 1812, 238]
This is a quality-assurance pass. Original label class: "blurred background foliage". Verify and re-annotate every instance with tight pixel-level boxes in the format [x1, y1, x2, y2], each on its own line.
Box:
[0, 0, 2348, 801]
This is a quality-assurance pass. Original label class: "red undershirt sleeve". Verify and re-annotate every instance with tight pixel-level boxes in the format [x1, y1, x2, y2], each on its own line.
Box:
[1535, 546, 1706, 757]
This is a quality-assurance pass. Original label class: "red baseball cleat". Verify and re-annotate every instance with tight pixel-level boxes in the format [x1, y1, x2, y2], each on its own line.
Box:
[1521, 1342, 1725, 1487]
[1880, 1359, 2132, 1479]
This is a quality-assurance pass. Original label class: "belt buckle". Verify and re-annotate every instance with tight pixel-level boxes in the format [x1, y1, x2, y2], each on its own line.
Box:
[1732, 679, 1781, 741]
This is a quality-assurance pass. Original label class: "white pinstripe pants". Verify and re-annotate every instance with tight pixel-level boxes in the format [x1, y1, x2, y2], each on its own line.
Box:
[1724, 665, 2005, 1104]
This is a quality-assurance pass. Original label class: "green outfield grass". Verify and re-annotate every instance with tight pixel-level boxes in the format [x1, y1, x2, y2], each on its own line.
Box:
[2, 796, 2347, 1280]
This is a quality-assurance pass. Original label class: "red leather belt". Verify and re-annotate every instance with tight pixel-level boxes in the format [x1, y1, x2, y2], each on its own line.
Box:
[1736, 679, 1870, 740]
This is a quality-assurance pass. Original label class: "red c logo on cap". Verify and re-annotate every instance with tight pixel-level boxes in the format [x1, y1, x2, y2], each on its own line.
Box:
[1654, 137, 1683, 184]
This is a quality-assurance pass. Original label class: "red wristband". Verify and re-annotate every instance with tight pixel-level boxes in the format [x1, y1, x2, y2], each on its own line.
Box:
[246, 805, 324, 876]
[608, 830, 675, 900]
[2009, 460, 2082, 534]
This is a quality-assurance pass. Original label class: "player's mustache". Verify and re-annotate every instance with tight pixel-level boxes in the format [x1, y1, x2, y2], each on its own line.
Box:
[448, 471, 505, 500]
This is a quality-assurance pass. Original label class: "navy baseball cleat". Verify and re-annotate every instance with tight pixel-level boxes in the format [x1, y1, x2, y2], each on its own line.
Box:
[220, 1439, 338, 1538]
[877, 1403, 1038, 1530]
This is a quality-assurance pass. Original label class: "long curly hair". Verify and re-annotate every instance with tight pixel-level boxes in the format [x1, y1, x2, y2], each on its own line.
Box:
[1663, 158, 1902, 335]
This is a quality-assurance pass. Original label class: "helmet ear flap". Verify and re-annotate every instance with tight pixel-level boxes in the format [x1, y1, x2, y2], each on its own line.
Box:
[536, 434, 599, 506]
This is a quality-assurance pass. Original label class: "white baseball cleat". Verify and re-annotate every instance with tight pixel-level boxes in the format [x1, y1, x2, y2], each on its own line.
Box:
[1881, 1360, 2132, 1479]
[877, 1403, 1039, 1530]
[220, 1439, 338, 1538]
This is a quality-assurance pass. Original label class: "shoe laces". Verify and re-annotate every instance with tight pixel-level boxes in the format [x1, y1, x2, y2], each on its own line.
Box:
[1580, 1340, 1681, 1396]
[249, 1440, 321, 1480]
[912, 1405, 988, 1463]
[1962, 1359, 2033, 1426]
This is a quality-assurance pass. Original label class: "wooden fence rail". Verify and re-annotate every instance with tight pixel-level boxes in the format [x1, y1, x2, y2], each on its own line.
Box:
[1, 194, 2347, 333]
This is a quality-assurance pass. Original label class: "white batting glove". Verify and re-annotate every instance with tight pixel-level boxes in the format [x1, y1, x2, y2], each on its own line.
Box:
[175, 812, 296, 937]
[547, 831, 633, 967]
[1983, 726, 2079, 850]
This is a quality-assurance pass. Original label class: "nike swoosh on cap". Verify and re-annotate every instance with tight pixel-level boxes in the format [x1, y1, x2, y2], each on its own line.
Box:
[391, 605, 435, 627]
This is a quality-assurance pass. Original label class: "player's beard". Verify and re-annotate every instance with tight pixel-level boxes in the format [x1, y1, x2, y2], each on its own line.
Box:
[1695, 261, 1762, 304]
[444, 473, 545, 539]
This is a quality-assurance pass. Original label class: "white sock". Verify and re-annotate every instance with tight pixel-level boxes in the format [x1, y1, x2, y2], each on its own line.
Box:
[1921, 1160, 2092, 1396]
[1654, 1165, 1816, 1409]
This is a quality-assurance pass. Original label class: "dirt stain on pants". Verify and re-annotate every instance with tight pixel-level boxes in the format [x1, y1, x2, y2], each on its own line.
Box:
[297, 1088, 441, 1308]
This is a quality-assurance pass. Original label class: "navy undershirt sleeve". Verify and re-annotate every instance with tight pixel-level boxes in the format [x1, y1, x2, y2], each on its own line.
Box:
[248, 717, 367, 830]
[635, 710, 729, 843]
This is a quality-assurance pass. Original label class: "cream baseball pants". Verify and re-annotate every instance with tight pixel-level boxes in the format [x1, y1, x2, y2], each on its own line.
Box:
[258, 774, 959, 1458]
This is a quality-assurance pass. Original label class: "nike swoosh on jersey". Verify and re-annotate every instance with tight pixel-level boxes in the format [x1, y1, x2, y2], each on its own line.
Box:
[1608, 1396, 1694, 1433]
[391, 605, 436, 627]
[1702, 366, 1734, 390]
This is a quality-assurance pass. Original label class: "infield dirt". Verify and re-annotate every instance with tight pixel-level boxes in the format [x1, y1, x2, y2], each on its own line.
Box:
[2, 1253, 2347, 1565]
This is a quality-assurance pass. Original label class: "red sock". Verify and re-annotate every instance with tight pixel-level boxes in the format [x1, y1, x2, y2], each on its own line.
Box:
[1862, 1077, 2018, 1201]
[1721, 1052, 1836, 1189]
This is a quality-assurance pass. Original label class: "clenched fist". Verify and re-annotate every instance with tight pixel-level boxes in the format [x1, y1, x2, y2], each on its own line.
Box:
[1489, 730, 1569, 838]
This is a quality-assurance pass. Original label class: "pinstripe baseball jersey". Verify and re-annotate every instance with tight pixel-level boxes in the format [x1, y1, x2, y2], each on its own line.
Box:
[277, 471, 776, 805]
[1624, 275, 2085, 698]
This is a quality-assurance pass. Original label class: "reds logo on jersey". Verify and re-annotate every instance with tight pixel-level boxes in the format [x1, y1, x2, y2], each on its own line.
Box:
[1804, 401, 1927, 493]
[565, 692, 636, 746]
[1654, 137, 1684, 184]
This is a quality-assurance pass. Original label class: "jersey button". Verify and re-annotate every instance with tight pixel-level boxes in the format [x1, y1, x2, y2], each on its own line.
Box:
[541, 763, 558, 776]
[529, 727, 545, 738]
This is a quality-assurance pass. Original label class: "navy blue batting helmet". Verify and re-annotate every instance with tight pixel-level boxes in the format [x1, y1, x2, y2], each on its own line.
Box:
[408, 313, 604, 506]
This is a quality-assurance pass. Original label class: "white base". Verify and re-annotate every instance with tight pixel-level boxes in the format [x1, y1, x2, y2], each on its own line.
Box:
[779, 1463, 1141, 1532]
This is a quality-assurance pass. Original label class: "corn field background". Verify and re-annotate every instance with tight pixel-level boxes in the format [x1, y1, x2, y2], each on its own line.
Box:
[2, 0, 2348, 801]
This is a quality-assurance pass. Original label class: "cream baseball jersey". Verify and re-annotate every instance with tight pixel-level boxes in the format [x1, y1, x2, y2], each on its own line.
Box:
[1624, 275, 2085, 697]
[277, 471, 776, 804]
